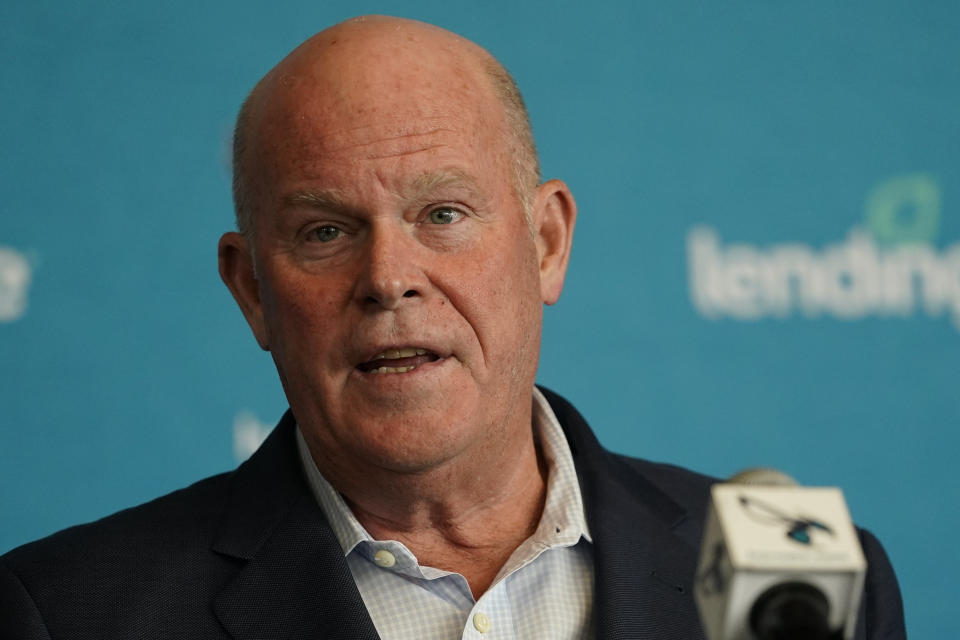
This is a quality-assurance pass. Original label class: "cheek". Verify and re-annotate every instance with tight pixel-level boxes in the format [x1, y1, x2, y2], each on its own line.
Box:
[452, 231, 543, 352]
[491, 231, 542, 305]
[260, 268, 347, 355]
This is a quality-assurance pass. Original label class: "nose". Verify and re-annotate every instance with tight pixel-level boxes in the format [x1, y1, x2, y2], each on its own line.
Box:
[355, 226, 424, 310]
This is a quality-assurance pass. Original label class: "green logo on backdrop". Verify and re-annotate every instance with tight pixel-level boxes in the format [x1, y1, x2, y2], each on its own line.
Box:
[865, 173, 941, 247]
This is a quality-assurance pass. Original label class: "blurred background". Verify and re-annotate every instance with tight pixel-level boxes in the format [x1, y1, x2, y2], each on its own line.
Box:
[2, 1, 956, 636]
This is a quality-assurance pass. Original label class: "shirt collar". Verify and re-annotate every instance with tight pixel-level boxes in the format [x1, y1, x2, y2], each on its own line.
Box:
[296, 426, 370, 556]
[530, 386, 593, 545]
[295, 386, 592, 558]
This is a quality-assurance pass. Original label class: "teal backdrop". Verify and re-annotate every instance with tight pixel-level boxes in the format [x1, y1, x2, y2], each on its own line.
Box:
[2, 2, 956, 637]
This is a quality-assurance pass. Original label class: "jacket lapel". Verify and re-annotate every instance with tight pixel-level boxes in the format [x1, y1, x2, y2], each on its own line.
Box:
[541, 388, 708, 640]
[210, 412, 380, 640]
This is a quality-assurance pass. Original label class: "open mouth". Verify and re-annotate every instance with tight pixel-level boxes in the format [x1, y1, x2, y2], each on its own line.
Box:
[356, 348, 441, 374]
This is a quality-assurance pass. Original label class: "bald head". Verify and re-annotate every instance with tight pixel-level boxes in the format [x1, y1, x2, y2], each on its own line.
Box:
[231, 16, 540, 236]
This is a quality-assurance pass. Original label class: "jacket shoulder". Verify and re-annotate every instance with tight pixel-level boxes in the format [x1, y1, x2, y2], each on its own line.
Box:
[1, 470, 238, 609]
[1, 471, 241, 637]
[613, 454, 718, 497]
[3, 470, 234, 566]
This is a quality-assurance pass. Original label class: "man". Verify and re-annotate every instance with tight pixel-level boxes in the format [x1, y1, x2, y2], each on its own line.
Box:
[0, 16, 905, 639]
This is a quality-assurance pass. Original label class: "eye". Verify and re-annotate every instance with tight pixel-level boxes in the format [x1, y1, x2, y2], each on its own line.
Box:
[306, 225, 343, 242]
[427, 207, 463, 225]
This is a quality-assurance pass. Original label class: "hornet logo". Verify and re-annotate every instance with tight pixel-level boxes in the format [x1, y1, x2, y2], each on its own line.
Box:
[738, 494, 834, 545]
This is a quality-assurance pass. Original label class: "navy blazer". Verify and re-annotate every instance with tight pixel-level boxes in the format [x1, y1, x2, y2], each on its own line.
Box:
[0, 389, 905, 639]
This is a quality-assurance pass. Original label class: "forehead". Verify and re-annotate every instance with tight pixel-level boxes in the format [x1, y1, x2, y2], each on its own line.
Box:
[253, 106, 509, 213]
[246, 31, 511, 183]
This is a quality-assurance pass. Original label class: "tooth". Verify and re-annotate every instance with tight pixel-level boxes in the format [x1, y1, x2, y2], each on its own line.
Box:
[372, 348, 425, 361]
[367, 364, 419, 374]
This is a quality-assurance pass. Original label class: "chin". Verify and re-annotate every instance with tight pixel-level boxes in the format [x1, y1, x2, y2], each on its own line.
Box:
[348, 413, 480, 472]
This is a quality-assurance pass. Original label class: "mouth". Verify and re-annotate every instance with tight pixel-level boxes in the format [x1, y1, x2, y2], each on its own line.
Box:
[356, 347, 441, 374]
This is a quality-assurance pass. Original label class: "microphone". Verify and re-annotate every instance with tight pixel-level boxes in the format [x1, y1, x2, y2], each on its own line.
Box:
[693, 468, 866, 640]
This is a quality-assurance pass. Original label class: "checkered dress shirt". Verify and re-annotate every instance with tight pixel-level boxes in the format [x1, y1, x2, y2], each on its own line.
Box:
[296, 387, 595, 639]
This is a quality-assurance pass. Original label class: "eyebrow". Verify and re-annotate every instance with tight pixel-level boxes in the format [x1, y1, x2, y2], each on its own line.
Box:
[410, 168, 476, 193]
[281, 168, 485, 212]
[408, 168, 486, 206]
[284, 188, 352, 212]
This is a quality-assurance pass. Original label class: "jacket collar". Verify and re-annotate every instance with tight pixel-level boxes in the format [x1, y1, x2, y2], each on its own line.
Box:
[540, 387, 707, 639]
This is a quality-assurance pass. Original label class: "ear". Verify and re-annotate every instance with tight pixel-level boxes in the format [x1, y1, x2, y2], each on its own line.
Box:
[532, 179, 577, 305]
[218, 232, 270, 350]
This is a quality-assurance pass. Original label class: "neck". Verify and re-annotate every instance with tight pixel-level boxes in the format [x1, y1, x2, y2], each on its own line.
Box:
[306, 410, 547, 597]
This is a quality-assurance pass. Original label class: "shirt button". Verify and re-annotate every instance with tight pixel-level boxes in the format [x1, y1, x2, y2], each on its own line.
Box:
[373, 549, 396, 568]
[473, 612, 491, 633]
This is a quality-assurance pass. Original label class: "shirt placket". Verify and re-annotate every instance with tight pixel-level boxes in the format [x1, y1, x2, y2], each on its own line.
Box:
[460, 577, 516, 640]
